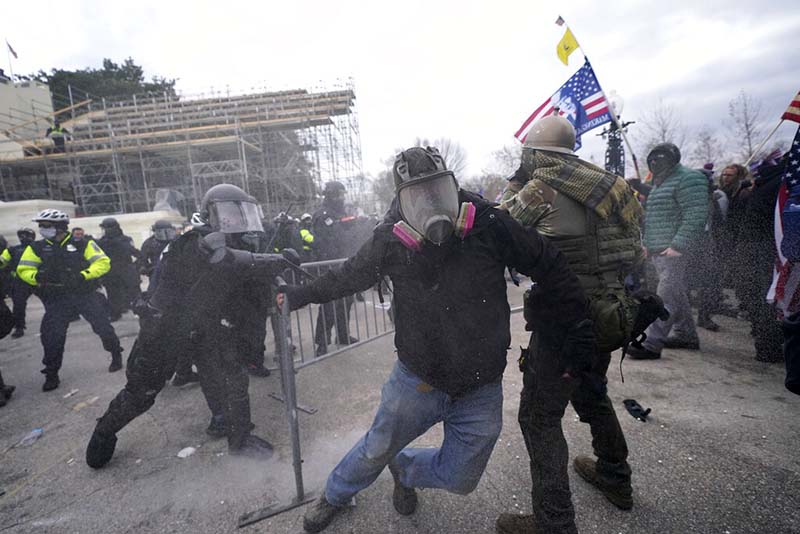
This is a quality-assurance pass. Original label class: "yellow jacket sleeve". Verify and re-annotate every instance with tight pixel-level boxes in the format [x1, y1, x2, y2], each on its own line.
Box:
[82, 239, 110, 280]
[0, 248, 10, 268]
[16, 245, 41, 286]
[300, 228, 315, 245]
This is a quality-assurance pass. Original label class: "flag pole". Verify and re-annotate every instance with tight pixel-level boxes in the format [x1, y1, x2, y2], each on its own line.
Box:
[558, 17, 642, 179]
[5, 40, 12, 78]
[744, 119, 784, 167]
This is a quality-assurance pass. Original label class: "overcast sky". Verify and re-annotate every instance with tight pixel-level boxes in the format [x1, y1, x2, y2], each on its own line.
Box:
[3, 0, 799, 178]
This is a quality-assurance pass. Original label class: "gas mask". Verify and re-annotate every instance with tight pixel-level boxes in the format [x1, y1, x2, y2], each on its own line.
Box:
[647, 143, 681, 181]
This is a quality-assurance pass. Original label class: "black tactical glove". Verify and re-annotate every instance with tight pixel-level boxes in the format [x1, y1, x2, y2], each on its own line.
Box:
[67, 271, 86, 289]
[560, 318, 596, 378]
[35, 269, 50, 286]
[623, 398, 651, 422]
[281, 248, 301, 267]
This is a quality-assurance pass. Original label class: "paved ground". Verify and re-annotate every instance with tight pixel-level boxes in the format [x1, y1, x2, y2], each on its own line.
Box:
[1, 285, 798, 534]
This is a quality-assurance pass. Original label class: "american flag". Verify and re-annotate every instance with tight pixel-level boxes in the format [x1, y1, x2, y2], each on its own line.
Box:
[768, 126, 800, 315]
[783, 90, 800, 124]
[514, 59, 612, 149]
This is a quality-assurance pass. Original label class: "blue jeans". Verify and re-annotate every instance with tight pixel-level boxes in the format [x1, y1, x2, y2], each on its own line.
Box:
[325, 360, 503, 506]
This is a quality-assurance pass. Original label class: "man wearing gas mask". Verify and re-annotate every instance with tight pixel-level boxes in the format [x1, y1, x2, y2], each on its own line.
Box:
[278, 146, 591, 533]
[86, 184, 294, 468]
[626, 143, 709, 360]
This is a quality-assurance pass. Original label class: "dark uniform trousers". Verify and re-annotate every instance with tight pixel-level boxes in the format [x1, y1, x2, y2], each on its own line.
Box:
[10, 277, 34, 329]
[104, 269, 140, 318]
[96, 315, 253, 447]
[519, 328, 631, 534]
[314, 296, 354, 347]
[41, 291, 121, 374]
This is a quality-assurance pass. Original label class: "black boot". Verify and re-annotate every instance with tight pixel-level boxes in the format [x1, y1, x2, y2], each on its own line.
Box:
[108, 350, 123, 373]
[42, 372, 60, 392]
[229, 434, 274, 460]
[86, 427, 118, 469]
[11, 327, 24, 339]
[0, 370, 14, 406]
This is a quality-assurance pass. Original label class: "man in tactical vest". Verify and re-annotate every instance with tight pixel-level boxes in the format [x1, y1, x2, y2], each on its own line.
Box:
[45, 119, 71, 153]
[85, 184, 294, 468]
[98, 218, 142, 321]
[496, 116, 645, 534]
[0, 228, 37, 338]
[17, 210, 124, 391]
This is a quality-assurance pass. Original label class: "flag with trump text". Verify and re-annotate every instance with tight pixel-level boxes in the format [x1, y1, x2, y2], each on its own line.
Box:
[514, 60, 611, 150]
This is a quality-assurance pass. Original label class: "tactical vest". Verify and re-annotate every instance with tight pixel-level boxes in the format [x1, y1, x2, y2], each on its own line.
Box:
[550, 207, 640, 288]
[32, 237, 98, 295]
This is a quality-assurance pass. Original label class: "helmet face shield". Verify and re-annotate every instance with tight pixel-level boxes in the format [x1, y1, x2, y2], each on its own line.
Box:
[208, 201, 264, 234]
[153, 227, 177, 241]
[397, 171, 459, 245]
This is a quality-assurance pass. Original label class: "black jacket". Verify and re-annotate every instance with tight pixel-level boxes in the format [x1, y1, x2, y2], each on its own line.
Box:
[140, 236, 169, 276]
[288, 190, 588, 397]
[97, 234, 141, 279]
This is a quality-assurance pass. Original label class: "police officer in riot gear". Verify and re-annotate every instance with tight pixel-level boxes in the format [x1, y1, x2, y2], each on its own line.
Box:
[17, 210, 124, 391]
[312, 181, 358, 356]
[86, 184, 290, 468]
[496, 116, 645, 534]
[140, 220, 177, 278]
[98, 218, 142, 321]
[0, 228, 37, 338]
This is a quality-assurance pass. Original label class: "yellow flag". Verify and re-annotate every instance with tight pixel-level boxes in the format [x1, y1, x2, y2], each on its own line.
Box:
[556, 28, 579, 65]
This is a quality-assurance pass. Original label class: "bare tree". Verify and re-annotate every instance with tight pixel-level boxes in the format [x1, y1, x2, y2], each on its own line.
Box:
[728, 90, 764, 161]
[413, 137, 468, 177]
[688, 125, 725, 168]
[636, 99, 690, 161]
[461, 173, 508, 202]
[484, 144, 522, 177]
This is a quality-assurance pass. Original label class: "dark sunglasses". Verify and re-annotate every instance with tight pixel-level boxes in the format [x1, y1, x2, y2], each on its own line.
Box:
[38, 222, 54, 229]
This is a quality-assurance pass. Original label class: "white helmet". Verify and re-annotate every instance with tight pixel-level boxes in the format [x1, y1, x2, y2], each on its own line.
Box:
[32, 209, 70, 224]
[300, 213, 312, 223]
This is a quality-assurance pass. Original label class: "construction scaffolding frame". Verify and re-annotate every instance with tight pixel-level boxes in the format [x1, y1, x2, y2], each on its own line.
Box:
[0, 80, 363, 218]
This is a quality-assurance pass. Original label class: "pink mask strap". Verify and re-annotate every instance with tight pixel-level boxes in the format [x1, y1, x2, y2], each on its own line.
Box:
[456, 202, 476, 239]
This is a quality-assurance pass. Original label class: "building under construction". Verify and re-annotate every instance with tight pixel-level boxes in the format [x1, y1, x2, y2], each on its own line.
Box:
[0, 77, 363, 218]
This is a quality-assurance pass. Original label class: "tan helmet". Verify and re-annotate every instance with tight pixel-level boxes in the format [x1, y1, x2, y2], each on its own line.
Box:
[523, 115, 576, 155]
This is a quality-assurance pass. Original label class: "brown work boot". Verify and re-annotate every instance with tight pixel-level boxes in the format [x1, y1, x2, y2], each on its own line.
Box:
[496, 513, 537, 534]
[573, 455, 633, 510]
[303, 495, 345, 533]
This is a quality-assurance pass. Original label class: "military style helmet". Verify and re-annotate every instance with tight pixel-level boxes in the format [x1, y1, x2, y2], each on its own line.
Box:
[523, 115, 577, 155]
[647, 143, 681, 176]
[198, 183, 264, 234]
[99, 217, 120, 229]
[32, 209, 70, 225]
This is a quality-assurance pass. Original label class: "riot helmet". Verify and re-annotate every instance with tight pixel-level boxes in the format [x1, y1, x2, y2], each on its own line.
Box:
[17, 227, 36, 245]
[100, 217, 122, 238]
[393, 146, 459, 245]
[523, 115, 576, 155]
[647, 143, 681, 179]
[198, 184, 264, 234]
[322, 181, 346, 213]
[151, 219, 177, 242]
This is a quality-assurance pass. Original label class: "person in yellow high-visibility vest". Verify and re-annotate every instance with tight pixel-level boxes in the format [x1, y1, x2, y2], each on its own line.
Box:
[17, 209, 123, 391]
[299, 212, 316, 262]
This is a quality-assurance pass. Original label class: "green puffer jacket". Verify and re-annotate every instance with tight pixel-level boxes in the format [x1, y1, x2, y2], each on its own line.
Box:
[643, 164, 709, 253]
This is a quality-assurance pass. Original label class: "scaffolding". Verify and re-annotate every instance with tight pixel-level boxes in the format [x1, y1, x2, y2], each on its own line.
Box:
[0, 80, 363, 218]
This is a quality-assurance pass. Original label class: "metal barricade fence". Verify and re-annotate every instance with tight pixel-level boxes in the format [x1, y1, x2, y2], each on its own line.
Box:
[264, 258, 395, 371]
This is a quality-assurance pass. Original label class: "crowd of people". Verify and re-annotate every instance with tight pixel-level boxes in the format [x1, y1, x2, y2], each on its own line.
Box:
[1, 115, 798, 533]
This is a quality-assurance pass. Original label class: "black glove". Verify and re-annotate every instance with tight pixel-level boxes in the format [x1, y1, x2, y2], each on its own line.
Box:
[560, 318, 596, 377]
[281, 248, 301, 267]
[35, 269, 50, 286]
[623, 399, 651, 422]
[68, 271, 86, 289]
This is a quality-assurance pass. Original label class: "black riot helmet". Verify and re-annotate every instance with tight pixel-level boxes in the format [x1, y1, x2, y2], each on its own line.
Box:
[393, 146, 460, 245]
[322, 181, 346, 213]
[647, 143, 681, 179]
[17, 227, 36, 244]
[151, 219, 177, 242]
[99, 217, 122, 238]
[199, 183, 264, 234]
